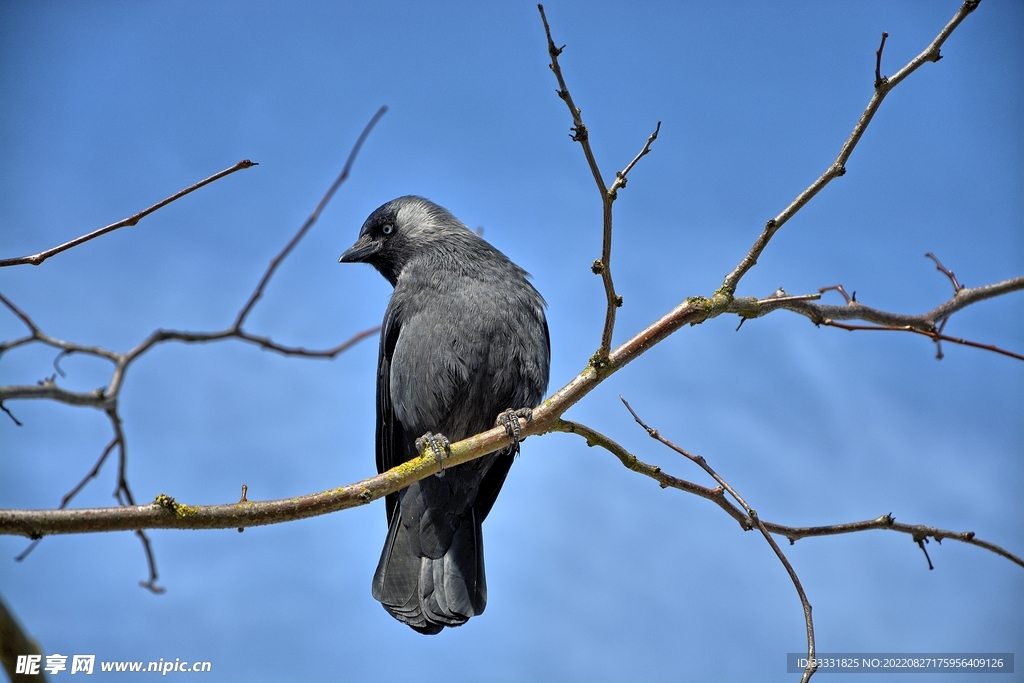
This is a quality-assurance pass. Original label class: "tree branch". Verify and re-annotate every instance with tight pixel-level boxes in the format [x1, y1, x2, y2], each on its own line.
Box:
[0, 160, 258, 268]
[0, 592, 47, 683]
[553, 419, 750, 529]
[0, 111, 389, 586]
[538, 4, 660, 360]
[556, 419, 1024, 567]
[13, 253, 1013, 536]
[620, 397, 818, 682]
[733, 273, 1024, 361]
[720, 0, 982, 297]
[234, 106, 387, 328]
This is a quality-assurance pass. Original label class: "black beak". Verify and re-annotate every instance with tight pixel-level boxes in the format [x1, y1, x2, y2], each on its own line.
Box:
[339, 233, 379, 263]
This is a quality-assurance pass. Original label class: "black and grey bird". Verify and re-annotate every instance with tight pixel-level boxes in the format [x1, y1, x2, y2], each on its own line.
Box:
[339, 196, 550, 634]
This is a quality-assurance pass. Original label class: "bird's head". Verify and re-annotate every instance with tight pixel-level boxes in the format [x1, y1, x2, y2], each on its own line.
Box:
[339, 195, 471, 286]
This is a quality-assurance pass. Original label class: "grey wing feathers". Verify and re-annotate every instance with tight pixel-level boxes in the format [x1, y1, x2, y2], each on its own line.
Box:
[376, 305, 405, 525]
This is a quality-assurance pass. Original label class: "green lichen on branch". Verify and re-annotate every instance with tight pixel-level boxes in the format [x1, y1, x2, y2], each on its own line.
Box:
[729, 296, 762, 319]
[677, 290, 737, 328]
[684, 296, 713, 323]
[153, 493, 198, 518]
[588, 351, 615, 374]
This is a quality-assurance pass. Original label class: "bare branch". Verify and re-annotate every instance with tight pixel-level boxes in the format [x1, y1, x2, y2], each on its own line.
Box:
[874, 31, 890, 88]
[538, 6, 660, 360]
[3, 286, 1020, 591]
[123, 325, 380, 364]
[61, 434, 120, 509]
[720, 0, 981, 297]
[134, 529, 165, 594]
[769, 514, 1024, 569]
[0, 160, 258, 268]
[558, 421, 1024, 570]
[0, 112, 389, 586]
[0, 402, 22, 426]
[0, 592, 47, 682]
[619, 397, 818, 680]
[553, 419, 750, 529]
[234, 106, 387, 329]
[537, 5, 606, 197]
[0, 108, 387, 411]
[735, 275, 1024, 361]
[0, 383, 110, 409]
[609, 121, 661, 199]
[925, 251, 965, 292]
[0, 291, 39, 333]
[822, 320, 1024, 361]
[0, 291, 122, 363]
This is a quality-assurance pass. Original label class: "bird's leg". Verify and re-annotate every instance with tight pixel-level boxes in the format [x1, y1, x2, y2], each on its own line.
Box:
[415, 432, 451, 478]
[495, 408, 533, 456]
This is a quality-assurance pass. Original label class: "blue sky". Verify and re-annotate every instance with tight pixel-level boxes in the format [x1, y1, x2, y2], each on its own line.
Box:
[1, 1, 1021, 681]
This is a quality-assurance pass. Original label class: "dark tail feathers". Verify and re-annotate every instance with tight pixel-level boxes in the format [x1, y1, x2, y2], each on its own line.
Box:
[371, 507, 486, 634]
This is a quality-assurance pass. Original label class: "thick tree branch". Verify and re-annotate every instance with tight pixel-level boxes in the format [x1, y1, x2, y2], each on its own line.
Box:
[0, 160, 258, 268]
[8, 257, 1015, 535]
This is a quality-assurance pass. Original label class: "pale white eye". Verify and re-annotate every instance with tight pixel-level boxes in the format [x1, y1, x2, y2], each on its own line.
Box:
[382, 223, 394, 235]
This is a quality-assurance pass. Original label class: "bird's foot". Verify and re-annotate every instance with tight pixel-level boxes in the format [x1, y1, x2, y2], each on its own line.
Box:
[415, 432, 451, 478]
[495, 408, 533, 456]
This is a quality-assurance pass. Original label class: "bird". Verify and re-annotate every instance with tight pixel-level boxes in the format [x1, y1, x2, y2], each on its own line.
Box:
[339, 196, 550, 634]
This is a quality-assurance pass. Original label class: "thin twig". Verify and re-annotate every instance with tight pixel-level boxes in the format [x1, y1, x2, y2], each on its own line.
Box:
[819, 284, 853, 304]
[537, 5, 606, 197]
[609, 121, 662, 198]
[538, 4, 614, 358]
[925, 252, 964, 292]
[822, 321, 1024, 361]
[0, 160, 258, 268]
[61, 435, 120, 509]
[0, 402, 22, 426]
[234, 106, 387, 328]
[15, 420, 121, 563]
[557, 425, 1024, 569]
[553, 420, 751, 529]
[874, 32, 890, 88]
[0, 291, 40, 332]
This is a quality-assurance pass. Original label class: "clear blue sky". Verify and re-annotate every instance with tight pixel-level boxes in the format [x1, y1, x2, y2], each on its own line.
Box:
[1, 2, 1021, 681]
